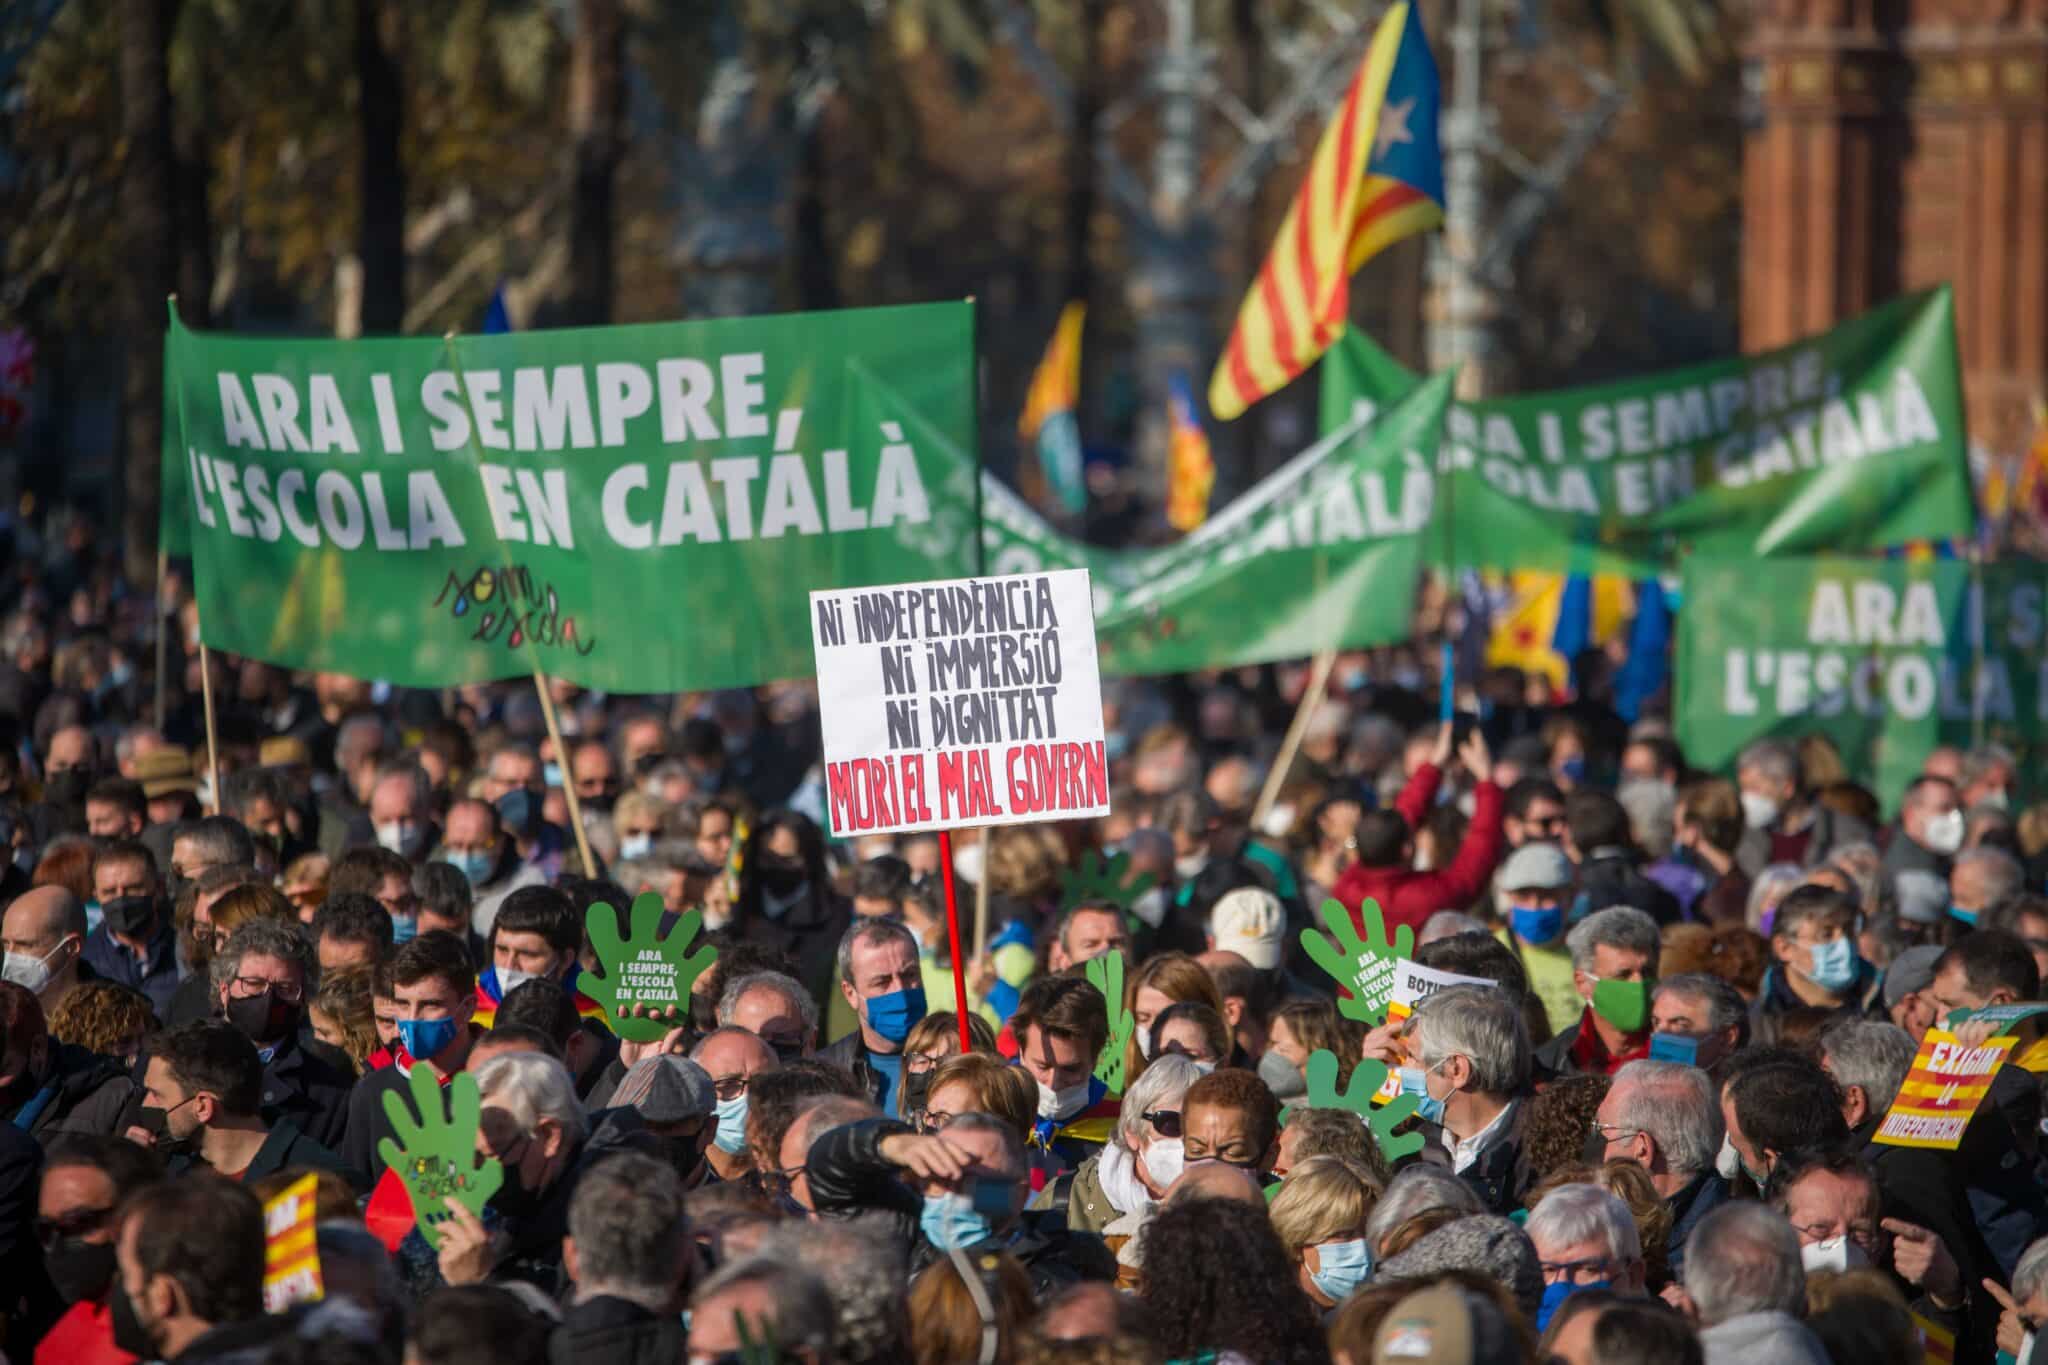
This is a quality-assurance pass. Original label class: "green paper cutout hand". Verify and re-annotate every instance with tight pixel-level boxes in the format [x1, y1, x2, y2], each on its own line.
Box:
[1060, 849, 1156, 920]
[581, 893, 718, 1043]
[1299, 1048, 1424, 1164]
[377, 1065, 502, 1251]
[1085, 949, 1134, 1094]
[1300, 897, 1412, 1024]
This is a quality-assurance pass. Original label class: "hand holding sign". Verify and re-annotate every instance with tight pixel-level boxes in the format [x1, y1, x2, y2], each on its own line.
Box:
[1085, 950, 1134, 1094]
[581, 894, 718, 1043]
[1301, 898, 1412, 1025]
[378, 1066, 501, 1252]
[1300, 1048, 1423, 1163]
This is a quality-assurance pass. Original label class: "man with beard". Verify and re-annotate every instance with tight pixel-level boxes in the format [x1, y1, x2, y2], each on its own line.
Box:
[32, 1135, 163, 1365]
[138, 1020, 347, 1185]
[109, 1172, 280, 1365]
[205, 921, 353, 1150]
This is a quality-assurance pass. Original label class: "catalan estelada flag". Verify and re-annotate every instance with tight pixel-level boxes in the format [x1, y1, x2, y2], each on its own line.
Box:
[1208, 2, 1444, 421]
[1165, 371, 1215, 531]
[1019, 302, 1088, 513]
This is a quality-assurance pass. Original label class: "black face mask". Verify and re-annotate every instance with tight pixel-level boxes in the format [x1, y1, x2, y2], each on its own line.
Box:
[225, 989, 298, 1046]
[111, 1281, 155, 1358]
[44, 1237, 117, 1304]
[42, 769, 91, 810]
[101, 895, 158, 939]
[136, 1098, 199, 1159]
[759, 861, 806, 898]
[659, 1133, 708, 1184]
[903, 1069, 935, 1117]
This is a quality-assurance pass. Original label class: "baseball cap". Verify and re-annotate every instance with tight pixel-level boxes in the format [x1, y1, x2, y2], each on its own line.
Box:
[609, 1055, 714, 1123]
[1498, 843, 1573, 893]
[1882, 943, 1946, 1009]
[1372, 1282, 1518, 1365]
[1209, 886, 1285, 971]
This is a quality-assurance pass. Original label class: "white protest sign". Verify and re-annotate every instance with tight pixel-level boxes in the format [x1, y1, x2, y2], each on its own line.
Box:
[811, 568, 1109, 837]
[1372, 960, 1499, 1103]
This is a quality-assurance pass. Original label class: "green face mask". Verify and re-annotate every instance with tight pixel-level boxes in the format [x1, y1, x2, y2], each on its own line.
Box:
[1591, 977, 1649, 1032]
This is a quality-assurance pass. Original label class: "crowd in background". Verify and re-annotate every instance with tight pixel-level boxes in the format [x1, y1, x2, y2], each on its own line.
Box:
[4, 519, 2048, 1364]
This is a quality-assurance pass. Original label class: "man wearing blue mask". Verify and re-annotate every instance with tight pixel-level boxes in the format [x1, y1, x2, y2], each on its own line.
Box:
[803, 1109, 1115, 1296]
[1760, 885, 1874, 1021]
[1399, 984, 1533, 1216]
[1525, 1183, 1646, 1332]
[339, 932, 480, 1189]
[439, 799, 546, 940]
[691, 1026, 778, 1185]
[820, 919, 926, 1117]
[1494, 843, 1580, 1039]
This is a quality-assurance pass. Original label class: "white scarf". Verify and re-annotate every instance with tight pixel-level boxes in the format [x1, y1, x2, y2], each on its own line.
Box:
[1097, 1140, 1153, 1218]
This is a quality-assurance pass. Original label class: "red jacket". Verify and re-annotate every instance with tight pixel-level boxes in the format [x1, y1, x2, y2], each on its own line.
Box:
[1331, 763, 1505, 938]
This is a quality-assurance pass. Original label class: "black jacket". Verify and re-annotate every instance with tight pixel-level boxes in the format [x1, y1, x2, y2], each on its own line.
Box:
[255, 1030, 355, 1153]
[165, 971, 218, 1028]
[166, 1315, 293, 1365]
[0, 1118, 56, 1347]
[1664, 1173, 1729, 1283]
[166, 1119, 353, 1189]
[732, 892, 852, 1012]
[548, 1294, 685, 1365]
[1570, 848, 1681, 928]
[807, 1118, 1115, 1298]
[816, 1031, 888, 1109]
[1455, 1100, 1534, 1217]
[5, 1039, 135, 1141]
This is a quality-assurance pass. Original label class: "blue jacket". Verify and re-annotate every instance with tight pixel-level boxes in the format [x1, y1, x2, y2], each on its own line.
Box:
[80, 920, 180, 1015]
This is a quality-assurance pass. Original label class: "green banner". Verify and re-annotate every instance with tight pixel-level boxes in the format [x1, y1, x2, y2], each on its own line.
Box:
[1676, 556, 2048, 809]
[168, 305, 1450, 690]
[1320, 289, 1971, 575]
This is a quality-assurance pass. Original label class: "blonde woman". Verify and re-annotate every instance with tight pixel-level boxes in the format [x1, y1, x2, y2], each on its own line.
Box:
[1122, 952, 1226, 1089]
[1269, 1155, 1381, 1309]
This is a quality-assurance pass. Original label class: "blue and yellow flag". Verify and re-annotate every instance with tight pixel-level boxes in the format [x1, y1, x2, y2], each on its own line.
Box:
[1209, 2, 1444, 420]
[1165, 371, 1215, 532]
[1019, 302, 1087, 513]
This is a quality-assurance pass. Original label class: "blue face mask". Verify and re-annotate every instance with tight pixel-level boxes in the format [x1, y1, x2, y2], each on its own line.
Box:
[1557, 756, 1588, 784]
[390, 914, 419, 945]
[1509, 904, 1564, 946]
[442, 850, 494, 888]
[1649, 1032, 1701, 1067]
[863, 986, 928, 1045]
[1804, 936, 1859, 993]
[920, 1190, 992, 1251]
[543, 762, 565, 789]
[713, 1093, 750, 1154]
[1310, 1237, 1373, 1302]
[1397, 1062, 1450, 1126]
[1536, 1278, 1610, 1332]
[397, 1016, 461, 1063]
[1949, 904, 1978, 926]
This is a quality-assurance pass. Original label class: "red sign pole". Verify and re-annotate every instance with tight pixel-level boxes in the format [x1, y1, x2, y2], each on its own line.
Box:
[935, 830, 974, 1052]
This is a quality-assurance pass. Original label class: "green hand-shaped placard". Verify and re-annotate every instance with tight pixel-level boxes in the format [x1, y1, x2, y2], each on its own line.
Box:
[1084, 949, 1134, 1094]
[1304, 1048, 1424, 1164]
[1060, 849, 1156, 920]
[580, 893, 718, 1043]
[377, 1065, 502, 1251]
[1300, 897, 1412, 1025]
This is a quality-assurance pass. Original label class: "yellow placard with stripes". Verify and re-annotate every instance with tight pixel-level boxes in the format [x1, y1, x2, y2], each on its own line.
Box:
[1871, 1030, 2015, 1151]
[262, 1172, 325, 1313]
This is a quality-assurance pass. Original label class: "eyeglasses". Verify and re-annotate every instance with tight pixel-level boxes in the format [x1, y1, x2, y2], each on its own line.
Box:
[710, 1074, 750, 1101]
[761, 1164, 807, 1199]
[36, 1207, 114, 1249]
[1587, 1121, 1641, 1140]
[1540, 1255, 1619, 1285]
[906, 1050, 946, 1076]
[1142, 1109, 1183, 1139]
[232, 975, 302, 1003]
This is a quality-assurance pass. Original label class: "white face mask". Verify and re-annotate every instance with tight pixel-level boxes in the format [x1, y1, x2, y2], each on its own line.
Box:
[1136, 1030, 1154, 1060]
[1922, 808, 1965, 856]
[375, 821, 418, 855]
[497, 967, 539, 997]
[1715, 1134, 1743, 1181]
[1799, 1235, 1870, 1274]
[1142, 1136, 1185, 1190]
[1740, 792, 1782, 831]
[1037, 1078, 1092, 1121]
[1, 939, 68, 994]
[619, 833, 653, 861]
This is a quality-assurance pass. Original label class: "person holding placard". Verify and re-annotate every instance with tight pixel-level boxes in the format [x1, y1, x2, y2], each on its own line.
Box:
[1399, 984, 1533, 1215]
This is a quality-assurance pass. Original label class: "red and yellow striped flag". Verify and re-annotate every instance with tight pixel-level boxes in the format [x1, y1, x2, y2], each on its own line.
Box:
[1165, 372, 1215, 532]
[1209, 2, 1445, 421]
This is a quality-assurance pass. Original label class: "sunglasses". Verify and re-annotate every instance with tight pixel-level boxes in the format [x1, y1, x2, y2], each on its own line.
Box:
[1142, 1109, 1182, 1139]
[37, 1206, 113, 1249]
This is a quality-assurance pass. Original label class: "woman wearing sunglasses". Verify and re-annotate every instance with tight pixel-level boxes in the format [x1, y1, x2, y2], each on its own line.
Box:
[1040, 1052, 1201, 1289]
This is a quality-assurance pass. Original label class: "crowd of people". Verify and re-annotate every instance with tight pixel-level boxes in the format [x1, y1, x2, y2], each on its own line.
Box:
[2, 538, 2048, 1364]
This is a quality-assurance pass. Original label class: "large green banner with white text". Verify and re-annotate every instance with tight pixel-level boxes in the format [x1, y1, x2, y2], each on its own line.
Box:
[1676, 557, 2048, 809]
[166, 305, 1451, 690]
[1320, 289, 1972, 576]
